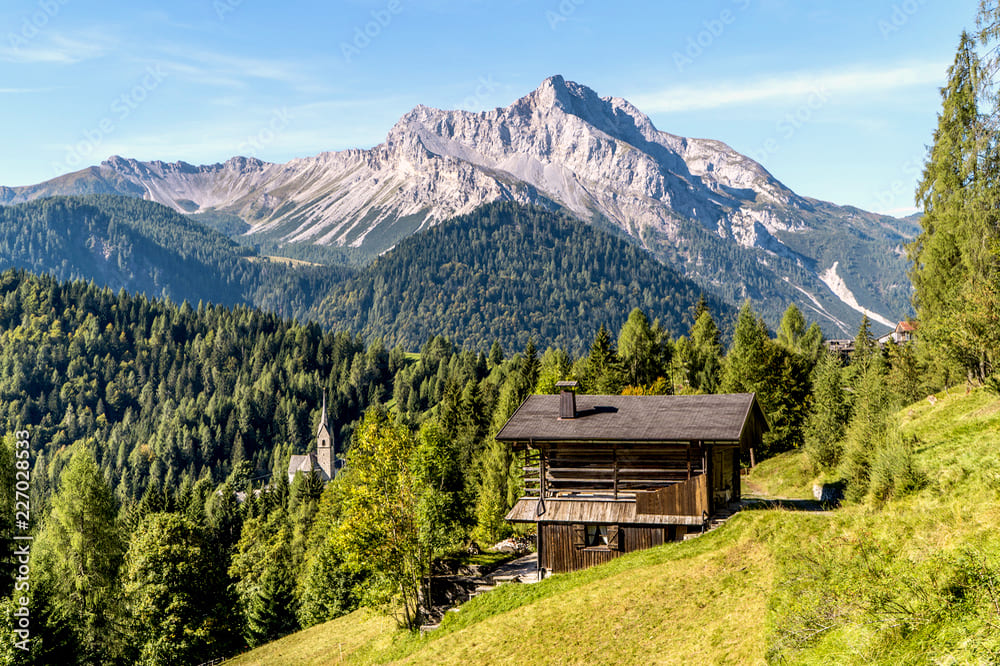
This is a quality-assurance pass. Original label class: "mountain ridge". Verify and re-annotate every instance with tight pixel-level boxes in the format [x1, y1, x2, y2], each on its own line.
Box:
[0, 195, 723, 352]
[0, 75, 917, 334]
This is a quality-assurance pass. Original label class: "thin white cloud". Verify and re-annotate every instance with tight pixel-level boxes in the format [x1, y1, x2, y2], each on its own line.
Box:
[0, 32, 112, 64]
[630, 62, 947, 113]
[0, 87, 54, 94]
[150, 45, 331, 93]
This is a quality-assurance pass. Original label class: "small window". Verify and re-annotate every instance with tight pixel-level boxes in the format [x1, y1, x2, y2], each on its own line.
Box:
[574, 524, 620, 550]
[586, 525, 608, 547]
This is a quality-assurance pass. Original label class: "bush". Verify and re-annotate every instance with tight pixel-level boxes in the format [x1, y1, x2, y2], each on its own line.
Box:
[868, 433, 925, 505]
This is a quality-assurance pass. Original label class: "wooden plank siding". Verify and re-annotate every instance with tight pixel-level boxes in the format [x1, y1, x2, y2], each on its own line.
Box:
[635, 473, 709, 517]
[538, 523, 681, 574]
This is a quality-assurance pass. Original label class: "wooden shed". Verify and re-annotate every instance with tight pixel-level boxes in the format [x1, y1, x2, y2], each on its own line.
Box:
[497, 387, 768, 574]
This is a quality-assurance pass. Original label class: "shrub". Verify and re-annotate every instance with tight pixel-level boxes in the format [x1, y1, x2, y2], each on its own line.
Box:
[868, 433, 925, 505]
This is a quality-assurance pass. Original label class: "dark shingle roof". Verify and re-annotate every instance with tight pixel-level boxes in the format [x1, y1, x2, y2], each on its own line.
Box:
[496, 393, 766, 443]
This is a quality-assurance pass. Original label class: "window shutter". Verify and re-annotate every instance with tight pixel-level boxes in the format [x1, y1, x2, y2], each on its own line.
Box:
[607, 524, 620, 551]
[572, 524, 585, 549]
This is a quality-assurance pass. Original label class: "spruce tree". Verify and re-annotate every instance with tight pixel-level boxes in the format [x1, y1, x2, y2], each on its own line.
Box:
[618, 308, 670, 389]
[804, 352, 849, 470]
[686, 308, 724, 393]
[31, 445, 125, 664]
[583, 324, 623, 394]
[850, 315, 878, 371]
[776, 303, 807, 353]
[722, 302, 771, 393]
[121, 513, 226, 665]
[911, 30, 1000, 381]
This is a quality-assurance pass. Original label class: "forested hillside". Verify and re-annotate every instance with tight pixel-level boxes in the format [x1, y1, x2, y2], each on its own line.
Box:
[0, 269, 390, 496]
[0, 265, 963, 664]
[0, 195, 266, 307]
[306, 202, 731, 352]
[0, 264, 753, 664]
[0, 197, 730, 352]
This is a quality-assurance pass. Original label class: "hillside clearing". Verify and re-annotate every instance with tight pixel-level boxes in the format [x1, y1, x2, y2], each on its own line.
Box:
[229, 388, 1000, 665]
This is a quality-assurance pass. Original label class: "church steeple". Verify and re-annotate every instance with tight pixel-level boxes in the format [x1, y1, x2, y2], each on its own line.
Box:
[317, 392, 329, 437]
[316, 392, 334, 480]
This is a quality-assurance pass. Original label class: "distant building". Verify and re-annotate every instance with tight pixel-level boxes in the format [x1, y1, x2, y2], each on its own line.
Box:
[876, 320, 918, 347]
[829, 321, 918, 360]
[892, 320, 917, 344]
[824, 338, 855, 361]
[287, 393, 340, 484]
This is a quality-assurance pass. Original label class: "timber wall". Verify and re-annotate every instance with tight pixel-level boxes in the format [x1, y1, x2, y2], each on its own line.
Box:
[538, 523, 689, 574]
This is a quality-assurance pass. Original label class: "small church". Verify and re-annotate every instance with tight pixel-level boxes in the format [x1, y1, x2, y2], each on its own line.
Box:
[287, 394, 341, 484]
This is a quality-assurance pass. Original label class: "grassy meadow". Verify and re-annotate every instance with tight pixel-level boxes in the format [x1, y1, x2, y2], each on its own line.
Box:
[230, 388, 1000, 665]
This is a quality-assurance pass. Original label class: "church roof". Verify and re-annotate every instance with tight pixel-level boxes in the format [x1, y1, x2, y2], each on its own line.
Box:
[288, 453, 330, 482]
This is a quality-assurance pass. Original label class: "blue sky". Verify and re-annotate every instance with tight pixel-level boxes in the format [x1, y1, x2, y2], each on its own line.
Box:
[0, 0, 982, 215]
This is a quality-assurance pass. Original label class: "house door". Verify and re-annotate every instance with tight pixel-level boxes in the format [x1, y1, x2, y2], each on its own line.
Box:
[712, 447, 733, 505]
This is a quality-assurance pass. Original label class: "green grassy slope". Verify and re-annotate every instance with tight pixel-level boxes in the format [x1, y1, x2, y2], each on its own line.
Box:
[231, 513, 782, 665]
[225, 390, 1000, 665]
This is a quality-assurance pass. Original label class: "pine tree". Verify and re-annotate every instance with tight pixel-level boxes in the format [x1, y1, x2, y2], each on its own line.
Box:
[0, 435, 14, 600]
[582, 324, 622, 394]
[31, 445, 125, 664]
[911, 30, 1000, 382]
[618, 308, 670, 389]
[722, 302, 771, 394]
[488, 340, 504, 368]
[535, 347, 572, 394]
[515, 338, 539, 401]
[804, 351, 849, 470]
[776, 303, 807, 352]
[296, 535, 359, 628]
[850, 315, 879, 371]
[677, 308, 723, 393]
[885, 339, 924, 407]
[473, 438, 513, 546]
[723, 302, 811, 455]
[121, 513, 226, 665]
[245, 543, 297, 646]
[841, 356, 892, 501]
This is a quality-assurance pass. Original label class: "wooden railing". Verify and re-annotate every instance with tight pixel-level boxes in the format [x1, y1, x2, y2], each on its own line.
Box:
[520, 444, 706, 499]
[635, 473, 708, 517]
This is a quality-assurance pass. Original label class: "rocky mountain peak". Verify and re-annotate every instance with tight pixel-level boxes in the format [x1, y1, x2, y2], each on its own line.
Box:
[521, 76, 659, 144]
[3, 76, 915, 336]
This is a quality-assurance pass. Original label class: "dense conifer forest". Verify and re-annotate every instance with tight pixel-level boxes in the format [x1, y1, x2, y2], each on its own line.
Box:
[0, 197, 732, 354]
[0, 260, 956, 664]
[0, 195, 262, 307]
[303, 202, 730, 352]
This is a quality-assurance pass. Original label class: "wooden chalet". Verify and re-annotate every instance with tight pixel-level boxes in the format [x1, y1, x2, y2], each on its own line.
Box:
[497, 383, 768, 574]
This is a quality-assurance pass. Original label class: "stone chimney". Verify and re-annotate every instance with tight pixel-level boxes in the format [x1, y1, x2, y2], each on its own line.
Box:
[556, 380, 579, 419]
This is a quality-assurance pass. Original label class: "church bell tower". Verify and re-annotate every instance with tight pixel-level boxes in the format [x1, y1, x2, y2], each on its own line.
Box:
[316, 392, 334, 480]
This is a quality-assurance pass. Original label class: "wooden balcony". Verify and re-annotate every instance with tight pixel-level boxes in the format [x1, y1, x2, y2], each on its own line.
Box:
[635, 473, 708, 518]
[519, 443, 707, 501]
